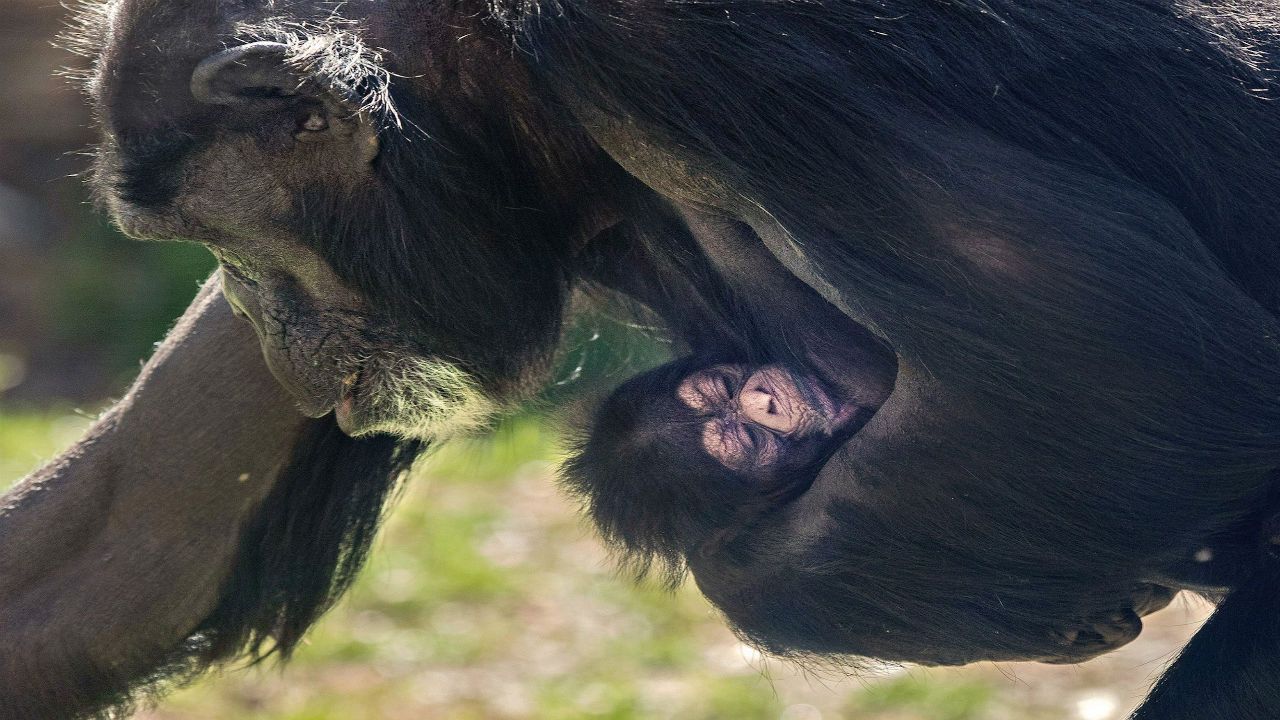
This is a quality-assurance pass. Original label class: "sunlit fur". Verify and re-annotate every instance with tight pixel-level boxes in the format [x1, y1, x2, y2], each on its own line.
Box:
[234, 16, 401, 128]
[353, 354, 500, 440]
[53, 1, 590, 715]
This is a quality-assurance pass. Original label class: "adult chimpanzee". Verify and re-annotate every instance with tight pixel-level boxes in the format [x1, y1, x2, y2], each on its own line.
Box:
[3, 0, 1280, 718]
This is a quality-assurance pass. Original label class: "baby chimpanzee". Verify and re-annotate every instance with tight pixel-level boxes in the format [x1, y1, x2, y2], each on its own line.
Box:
[564, 321, 894, 580]
[564, 215, 898, 581]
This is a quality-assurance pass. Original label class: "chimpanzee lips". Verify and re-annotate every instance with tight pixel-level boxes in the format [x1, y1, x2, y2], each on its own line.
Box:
[798, 372, 862, 435]
[334, 369, 364, 435]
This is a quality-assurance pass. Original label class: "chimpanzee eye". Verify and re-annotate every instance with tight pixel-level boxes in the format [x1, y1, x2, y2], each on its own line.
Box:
[745, 425, 768, 452]
[742, 424, 785, 465]
[718, 372, 735, 398]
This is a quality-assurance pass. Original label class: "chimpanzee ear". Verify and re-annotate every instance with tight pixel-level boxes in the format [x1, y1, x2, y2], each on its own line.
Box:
[191, 41, 302, 106]
[191, 41, 379, 162]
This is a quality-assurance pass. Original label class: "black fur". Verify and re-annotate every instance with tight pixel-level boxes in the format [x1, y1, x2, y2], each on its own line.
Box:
[526, 0, 1280, 711]
[1134, 557, 1280, 720]
[51, 419, 423, 720]
[194, 417, 423, 662]
[294, 87, 580, 390]
[562, 356, 845, 585]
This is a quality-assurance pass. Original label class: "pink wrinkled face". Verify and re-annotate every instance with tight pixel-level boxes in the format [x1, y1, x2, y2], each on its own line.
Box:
[676, 363, 855, 469]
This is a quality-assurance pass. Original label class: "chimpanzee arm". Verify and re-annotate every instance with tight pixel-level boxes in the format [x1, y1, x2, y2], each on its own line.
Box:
[0, 276, 306, 717]
[0, 275, 421, 719]
[1131, 565, 1280, 720]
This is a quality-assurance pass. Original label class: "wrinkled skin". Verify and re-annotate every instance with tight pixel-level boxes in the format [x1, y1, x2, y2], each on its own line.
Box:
[4, 0, 1280, 717]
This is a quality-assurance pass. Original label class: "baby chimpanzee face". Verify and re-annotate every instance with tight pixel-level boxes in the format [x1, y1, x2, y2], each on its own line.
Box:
[562, 348, 897, 594]
[561, 355, 868, 572]
[675, 363, 861, 469]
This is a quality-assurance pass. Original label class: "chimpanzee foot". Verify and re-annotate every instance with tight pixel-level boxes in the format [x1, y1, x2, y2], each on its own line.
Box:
[1131, 583, 1177, 617]
[1044, 584, 1177, 663]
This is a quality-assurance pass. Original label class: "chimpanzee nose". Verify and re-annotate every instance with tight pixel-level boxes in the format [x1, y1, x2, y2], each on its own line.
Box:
[740, 370, 802, 434]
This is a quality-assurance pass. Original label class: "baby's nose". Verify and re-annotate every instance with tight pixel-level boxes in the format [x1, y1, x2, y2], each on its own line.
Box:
[741, 386, 801, 434]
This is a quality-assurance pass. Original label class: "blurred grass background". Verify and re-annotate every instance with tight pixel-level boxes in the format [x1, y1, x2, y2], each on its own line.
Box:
[1, 408, 1211, 720]
[0, 2, 1212, 718]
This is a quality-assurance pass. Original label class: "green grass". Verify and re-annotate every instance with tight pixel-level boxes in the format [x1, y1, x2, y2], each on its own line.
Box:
[0, 406, 93, 482]
[0, 409, 1205, 720]
[847, 677, 994, 720]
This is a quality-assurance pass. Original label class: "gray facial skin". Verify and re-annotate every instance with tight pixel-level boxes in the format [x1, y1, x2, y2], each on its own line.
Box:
[97, 53, 496, 440]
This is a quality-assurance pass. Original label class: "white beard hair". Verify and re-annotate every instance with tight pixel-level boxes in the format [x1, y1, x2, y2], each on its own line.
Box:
[355, 355, 500, 440]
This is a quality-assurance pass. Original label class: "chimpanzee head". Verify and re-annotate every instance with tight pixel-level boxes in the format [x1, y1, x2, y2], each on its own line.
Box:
[79, 0, 620, 438]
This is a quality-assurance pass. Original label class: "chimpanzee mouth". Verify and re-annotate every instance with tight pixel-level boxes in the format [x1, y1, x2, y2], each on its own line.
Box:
[329, 351, 500, 440]
[334, 368, 363, 434]
[733, 365, 873, 440]
[788, 311, 899, 441]
[778, 362, 890, 443]
[682, 361, 884, 444]
[798, 372, 864, 435]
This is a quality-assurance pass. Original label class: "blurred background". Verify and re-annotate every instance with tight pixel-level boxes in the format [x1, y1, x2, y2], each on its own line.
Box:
[0, 3, 1212, 719]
